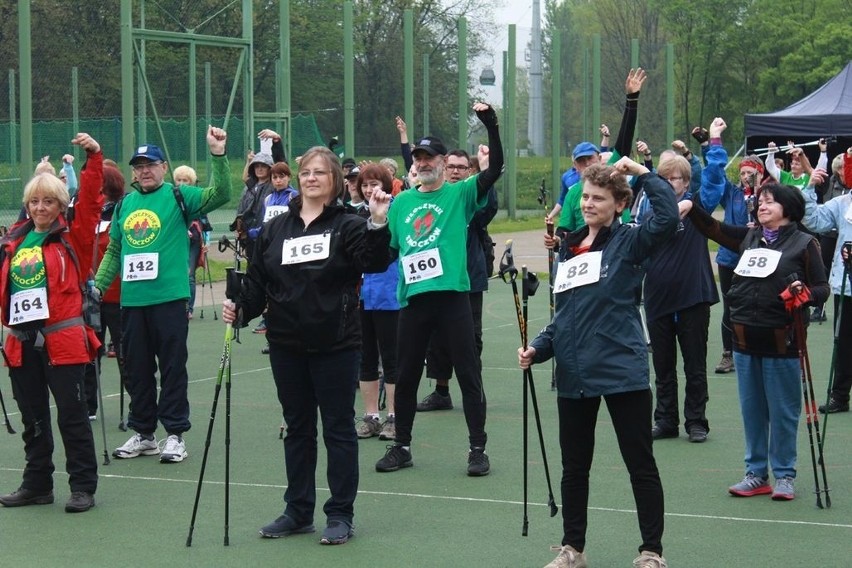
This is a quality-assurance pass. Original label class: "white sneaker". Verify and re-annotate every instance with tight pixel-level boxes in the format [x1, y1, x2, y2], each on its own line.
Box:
[160, 434, 188, 463]
[113, 433, 159, 459]
[633, 551, 667, 568]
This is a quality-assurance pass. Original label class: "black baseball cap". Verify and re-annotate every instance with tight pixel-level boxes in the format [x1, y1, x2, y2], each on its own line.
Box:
[412, 136, 448, 157]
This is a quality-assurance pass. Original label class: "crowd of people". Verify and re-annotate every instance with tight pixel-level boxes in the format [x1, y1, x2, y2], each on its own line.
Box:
[2, 69, 851, 568]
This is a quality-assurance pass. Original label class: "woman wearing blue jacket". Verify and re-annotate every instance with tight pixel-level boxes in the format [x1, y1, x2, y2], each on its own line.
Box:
[520, 157, 678, 568]
[352, 164, 400, 441]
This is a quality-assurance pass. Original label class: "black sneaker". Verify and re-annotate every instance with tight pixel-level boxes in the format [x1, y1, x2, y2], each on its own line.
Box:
[375, 444, 413, 472]
[467, 447, 490, 476]
[687, 425, 708, 443]
[416, 391, 453, 411]
[810, 307, 827, 323]
[819, 397, 850, 414]
[259, 514, 315, 538]
[320, 520, 354, 545]
[65, 491, 95, 513]
[0, 487, 54, 507]
[651, 424, 678, 440]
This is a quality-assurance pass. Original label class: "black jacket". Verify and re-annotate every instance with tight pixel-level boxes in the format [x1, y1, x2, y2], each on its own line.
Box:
[236, 200, 392, 352]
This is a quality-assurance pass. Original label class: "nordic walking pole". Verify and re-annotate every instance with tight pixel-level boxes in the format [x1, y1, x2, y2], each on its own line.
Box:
[93, 354, 110, 465]
[0, 383, 14, 434]
[187, 265, 242, 547]
[186, 322, 233, 547]
[206, 253, 218, 321]
[117, 350, 128, 432]
[539, 178, 556, 391]
[500, 241, 558, 536]
[784, 282, 830, 508]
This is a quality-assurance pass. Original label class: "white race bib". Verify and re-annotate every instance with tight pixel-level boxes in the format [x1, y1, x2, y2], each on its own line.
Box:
[263, 205, 289, 223]
[123, 252, 159, 281]
[402, 248, 443, 284]
[734, 248, 781, 278]
[553, 252, 602, 293]
[281, 233, 331, 265]
[8, 288, 49, 324]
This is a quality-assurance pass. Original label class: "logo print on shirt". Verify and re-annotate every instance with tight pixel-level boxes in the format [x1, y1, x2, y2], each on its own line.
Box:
[124, 210, 162, 248]
[10, 247, 46, 288]
[413, 211, 435, 238]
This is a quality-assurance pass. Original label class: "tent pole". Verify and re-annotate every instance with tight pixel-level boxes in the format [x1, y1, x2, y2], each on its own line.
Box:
[725, 144, 746, 169]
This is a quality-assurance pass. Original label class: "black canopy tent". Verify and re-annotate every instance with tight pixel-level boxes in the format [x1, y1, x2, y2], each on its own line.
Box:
[744, 61, 852, 163]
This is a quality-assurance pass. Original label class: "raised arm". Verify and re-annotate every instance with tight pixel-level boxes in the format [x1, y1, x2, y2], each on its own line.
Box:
[612, 68, 646, 158]
[473, 103, 503, 197]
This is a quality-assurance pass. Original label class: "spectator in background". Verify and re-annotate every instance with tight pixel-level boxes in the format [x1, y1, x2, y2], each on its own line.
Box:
[90, 163, 127, 420]
[801, 150, 852, 413]
[173, 165, 210, 320]
[697, 118, 762, 375]
[352, 164, 401, 441]
[380, 158, 404, 196]
[639, 155, 718, 444]
[546, 124, 610, 225]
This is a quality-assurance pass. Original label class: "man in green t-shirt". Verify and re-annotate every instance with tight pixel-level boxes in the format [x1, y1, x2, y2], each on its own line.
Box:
[97, 126, 231, 464]
[375, 102, 503, 477]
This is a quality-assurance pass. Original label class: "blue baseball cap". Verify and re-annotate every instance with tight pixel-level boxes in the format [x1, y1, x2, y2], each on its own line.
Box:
[129, 144, 166, 165]
[572, 142, 599, 160]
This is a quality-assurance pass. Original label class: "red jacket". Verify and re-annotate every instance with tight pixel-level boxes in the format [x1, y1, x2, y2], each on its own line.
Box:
[1, 151, 104, 366]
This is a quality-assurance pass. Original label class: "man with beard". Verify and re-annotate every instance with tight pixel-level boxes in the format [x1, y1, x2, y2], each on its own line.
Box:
[417, 149, 498, 412]
[376, 103, 503, 476]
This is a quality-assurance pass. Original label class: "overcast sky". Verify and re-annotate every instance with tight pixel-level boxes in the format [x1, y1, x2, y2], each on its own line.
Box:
[479, 1, 537, 97]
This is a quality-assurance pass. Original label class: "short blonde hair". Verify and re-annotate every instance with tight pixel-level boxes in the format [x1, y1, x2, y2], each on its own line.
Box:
[173, 165, 198, 185]
[23, 173, 70, 212]
[34, 161, 56, 176]
[656, 155, 692, 183]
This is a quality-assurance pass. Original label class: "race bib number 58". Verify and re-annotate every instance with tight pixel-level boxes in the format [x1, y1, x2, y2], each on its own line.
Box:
[734, 248, 781, 278]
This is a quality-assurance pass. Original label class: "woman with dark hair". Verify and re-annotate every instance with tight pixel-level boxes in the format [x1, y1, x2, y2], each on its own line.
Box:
[352, 164, 400, 441]
[520, 157, 677, 568]
[0, 133, 104, 513]
[681, 182, 830, 502]
[222, 146, 392, 545]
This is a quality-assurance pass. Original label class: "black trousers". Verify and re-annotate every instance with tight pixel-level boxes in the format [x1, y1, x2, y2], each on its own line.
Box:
[558, 390, 664, 556]
[425, 291, 484, 380]
[270, 346, 360, 524]
[122, 299, 191, 436]
[648, 303, 711, 432]
[82, 301, 124, 415]
[394, 291, 487, 447]
[830, 294, 852, 403]
[359, 307, 399, 384]
[9, 340, 98, 494]
[718, 264, 734, 352]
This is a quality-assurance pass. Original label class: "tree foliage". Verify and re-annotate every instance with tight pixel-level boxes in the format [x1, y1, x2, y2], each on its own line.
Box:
[543, 0, 852, 155]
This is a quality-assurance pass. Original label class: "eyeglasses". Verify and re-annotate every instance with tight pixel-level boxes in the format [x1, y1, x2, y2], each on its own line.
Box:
[131, 161, 164, 172]
[446, 165, 470, 171]
[298, 170, 329, 179]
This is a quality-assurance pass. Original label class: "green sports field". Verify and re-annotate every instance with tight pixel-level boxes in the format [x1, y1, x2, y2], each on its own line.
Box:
[1, 283, 850, 567]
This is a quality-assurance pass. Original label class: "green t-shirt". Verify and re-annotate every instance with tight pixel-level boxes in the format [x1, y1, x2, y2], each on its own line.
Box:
[9, 230, 49, 297]
[780, 170, 810, 190]
[558, 179, 631, 232]
[96, 155, 230, 307]
[8, 230, 49, 325]
[109, 184, 206, 307]
[388, 175, 486, 307]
